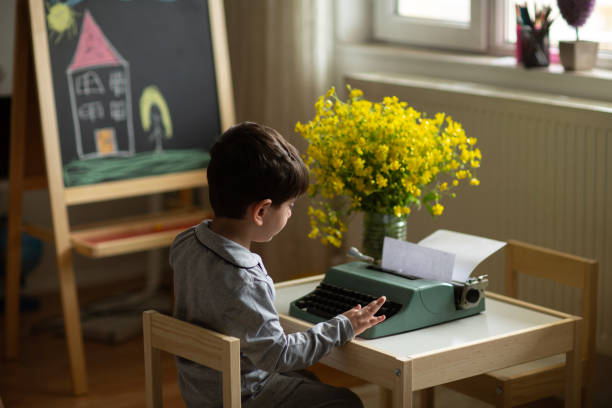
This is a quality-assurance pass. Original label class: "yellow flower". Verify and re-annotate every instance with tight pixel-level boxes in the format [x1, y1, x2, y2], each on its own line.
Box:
[439, 182, 448, 191]
[349, 88, 363, 99]
[308, 227, 319, 239]
[432, 203, 444, 216]
[456, 170, 468, 179]
[376, 174, 388, 188]
[375, 145, 389, 162]
[470, 178, 480, 186]
[313, 209, 326, 222]
[352, 157, 365, 171]
[327, 236, 342, 247]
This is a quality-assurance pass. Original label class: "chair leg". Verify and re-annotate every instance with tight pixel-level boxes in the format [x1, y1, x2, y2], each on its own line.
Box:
[143, 312, 162, 408]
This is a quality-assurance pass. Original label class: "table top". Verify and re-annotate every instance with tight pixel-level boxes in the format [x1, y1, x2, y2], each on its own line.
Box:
[274, 278, 564, 358]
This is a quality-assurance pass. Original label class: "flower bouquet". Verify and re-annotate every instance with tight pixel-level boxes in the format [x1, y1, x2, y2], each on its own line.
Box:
[295, 86, 481, 258]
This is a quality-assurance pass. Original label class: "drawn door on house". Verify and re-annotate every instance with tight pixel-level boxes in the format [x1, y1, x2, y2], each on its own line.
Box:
[44, 0, 221, 187]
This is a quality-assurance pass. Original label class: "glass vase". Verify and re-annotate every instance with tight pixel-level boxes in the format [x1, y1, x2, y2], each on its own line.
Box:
[362, 212, 407, 261]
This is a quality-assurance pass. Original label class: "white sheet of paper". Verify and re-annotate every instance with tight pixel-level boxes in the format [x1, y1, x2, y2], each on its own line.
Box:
[418, 230, 506, 282]
[381, 237, 456, 282]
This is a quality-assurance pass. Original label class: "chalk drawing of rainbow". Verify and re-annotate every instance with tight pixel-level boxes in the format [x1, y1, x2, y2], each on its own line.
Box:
[66, 10, 135, 159]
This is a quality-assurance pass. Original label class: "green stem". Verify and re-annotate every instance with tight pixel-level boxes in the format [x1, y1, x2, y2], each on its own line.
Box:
[576, 27, 579, 41]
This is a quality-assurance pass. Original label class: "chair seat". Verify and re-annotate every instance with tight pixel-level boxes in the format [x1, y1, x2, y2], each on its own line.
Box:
[489, 354, 565, 381]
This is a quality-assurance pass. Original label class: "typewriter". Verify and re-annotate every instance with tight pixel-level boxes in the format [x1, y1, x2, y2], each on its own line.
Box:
[289, 260, 488, 339]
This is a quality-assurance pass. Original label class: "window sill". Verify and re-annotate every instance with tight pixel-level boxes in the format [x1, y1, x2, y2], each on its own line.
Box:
[336, 42, 612, 104]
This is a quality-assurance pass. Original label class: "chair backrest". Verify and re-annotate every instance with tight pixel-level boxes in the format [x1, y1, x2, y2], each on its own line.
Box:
[504, 240, 598, 365]
[142, 310, 241, 408]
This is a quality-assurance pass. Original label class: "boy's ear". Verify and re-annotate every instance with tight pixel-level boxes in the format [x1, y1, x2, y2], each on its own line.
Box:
[251, 199, 272, 226]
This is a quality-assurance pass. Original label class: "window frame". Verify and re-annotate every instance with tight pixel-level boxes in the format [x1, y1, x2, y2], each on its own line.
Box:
[374, 0, 488, 52]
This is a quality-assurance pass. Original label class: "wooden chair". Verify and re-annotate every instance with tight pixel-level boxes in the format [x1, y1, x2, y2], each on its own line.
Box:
[436, 239, 598, 408]
[142, 310, 241, 408]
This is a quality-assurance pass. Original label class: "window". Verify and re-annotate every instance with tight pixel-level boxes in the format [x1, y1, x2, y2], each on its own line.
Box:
[375, 0, 612, 63]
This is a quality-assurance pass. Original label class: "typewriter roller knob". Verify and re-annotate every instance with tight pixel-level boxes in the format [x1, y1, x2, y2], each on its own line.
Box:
[456, 275, 488, 310]
[465, 288, 480, 304]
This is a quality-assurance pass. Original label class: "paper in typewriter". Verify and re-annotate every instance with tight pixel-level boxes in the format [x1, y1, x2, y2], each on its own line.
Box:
[382, 230, 506, 283]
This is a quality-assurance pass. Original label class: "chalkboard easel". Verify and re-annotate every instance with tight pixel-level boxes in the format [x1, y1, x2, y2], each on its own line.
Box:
[5, 0, 235, 395]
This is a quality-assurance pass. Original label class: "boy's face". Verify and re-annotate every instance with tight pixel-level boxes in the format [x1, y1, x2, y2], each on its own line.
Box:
[254, 198, 296, 243]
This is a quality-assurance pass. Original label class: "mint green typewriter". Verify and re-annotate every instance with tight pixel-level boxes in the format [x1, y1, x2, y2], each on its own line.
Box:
[289, 261, 488, 339]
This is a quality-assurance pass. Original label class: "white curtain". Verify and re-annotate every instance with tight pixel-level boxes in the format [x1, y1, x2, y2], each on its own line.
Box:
[224, 0, 345, 281]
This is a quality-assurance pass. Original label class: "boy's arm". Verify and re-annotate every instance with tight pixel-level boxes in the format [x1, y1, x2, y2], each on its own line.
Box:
[224, 280, 354, 373]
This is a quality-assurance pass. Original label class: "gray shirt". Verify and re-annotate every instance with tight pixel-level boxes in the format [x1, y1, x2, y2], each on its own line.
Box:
[170, 220, 354, 407]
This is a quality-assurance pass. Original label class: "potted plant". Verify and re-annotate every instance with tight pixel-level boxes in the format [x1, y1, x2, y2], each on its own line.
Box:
[295, 86, 481, 260]
[557, 0, 599, 70]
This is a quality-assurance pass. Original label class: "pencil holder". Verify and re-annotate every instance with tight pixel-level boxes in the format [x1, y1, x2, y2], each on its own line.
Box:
[520, 26, 550, 68]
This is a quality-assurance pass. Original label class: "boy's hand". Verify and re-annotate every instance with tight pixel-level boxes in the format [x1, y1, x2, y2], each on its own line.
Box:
[343, 296, 386, 336]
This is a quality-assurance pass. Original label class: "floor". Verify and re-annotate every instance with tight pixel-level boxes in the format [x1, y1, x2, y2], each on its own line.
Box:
[1, 280, 610, 407]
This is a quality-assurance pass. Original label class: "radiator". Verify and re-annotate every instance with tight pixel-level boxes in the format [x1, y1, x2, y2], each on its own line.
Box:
[348, 73, 612, 354]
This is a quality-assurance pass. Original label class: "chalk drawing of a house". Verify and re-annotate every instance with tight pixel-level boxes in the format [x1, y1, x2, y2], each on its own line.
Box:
[67, 10, 135, 159]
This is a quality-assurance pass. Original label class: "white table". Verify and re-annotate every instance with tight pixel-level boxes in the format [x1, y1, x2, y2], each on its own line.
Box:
[275, 276, 582, 408]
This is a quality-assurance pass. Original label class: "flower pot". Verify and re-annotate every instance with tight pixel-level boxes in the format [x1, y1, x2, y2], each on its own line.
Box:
[362, 212, 407, 261]
[559, 41, 598, 71]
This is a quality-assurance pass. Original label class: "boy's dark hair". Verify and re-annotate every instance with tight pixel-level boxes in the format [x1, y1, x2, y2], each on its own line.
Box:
[207, 122, 309, 219]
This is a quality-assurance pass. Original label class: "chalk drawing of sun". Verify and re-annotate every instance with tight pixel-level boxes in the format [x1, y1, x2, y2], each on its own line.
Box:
[46, 1, 80, 43]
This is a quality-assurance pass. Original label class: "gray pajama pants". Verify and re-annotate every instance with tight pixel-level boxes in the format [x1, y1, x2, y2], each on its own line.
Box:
[243, 370, 364, 408]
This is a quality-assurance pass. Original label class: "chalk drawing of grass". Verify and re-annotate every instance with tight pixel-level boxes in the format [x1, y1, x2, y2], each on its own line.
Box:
[63, 149, 210, 187]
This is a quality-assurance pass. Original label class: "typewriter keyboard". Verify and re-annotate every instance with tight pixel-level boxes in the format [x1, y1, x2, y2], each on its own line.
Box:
[293, 282, 403, 320]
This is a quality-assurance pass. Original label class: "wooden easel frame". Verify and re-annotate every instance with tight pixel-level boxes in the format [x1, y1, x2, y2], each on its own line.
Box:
[5, 0, 235, 395]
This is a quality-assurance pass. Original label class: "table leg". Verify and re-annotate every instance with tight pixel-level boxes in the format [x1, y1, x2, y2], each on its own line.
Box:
[418, 388, 434, 408]
[393, 359, 412, 408]
[564, 317, 582, 408]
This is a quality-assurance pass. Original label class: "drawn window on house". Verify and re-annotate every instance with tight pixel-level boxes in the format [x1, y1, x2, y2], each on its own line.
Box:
[95, 127, 118, 156]
[108, 70, 126, 97]
[75, 71, 106, 95]
[109, 100, 126, 122]
[78, 101, 105, 121]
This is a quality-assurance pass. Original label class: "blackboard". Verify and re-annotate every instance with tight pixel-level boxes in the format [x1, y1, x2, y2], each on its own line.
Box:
[44, 0, 223, 187]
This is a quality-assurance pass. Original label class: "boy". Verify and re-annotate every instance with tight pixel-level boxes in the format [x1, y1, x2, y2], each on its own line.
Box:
[170, 122, 387, 407]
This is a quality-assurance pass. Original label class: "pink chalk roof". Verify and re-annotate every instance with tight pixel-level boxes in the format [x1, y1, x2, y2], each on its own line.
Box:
[68, 10, 125, 71]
